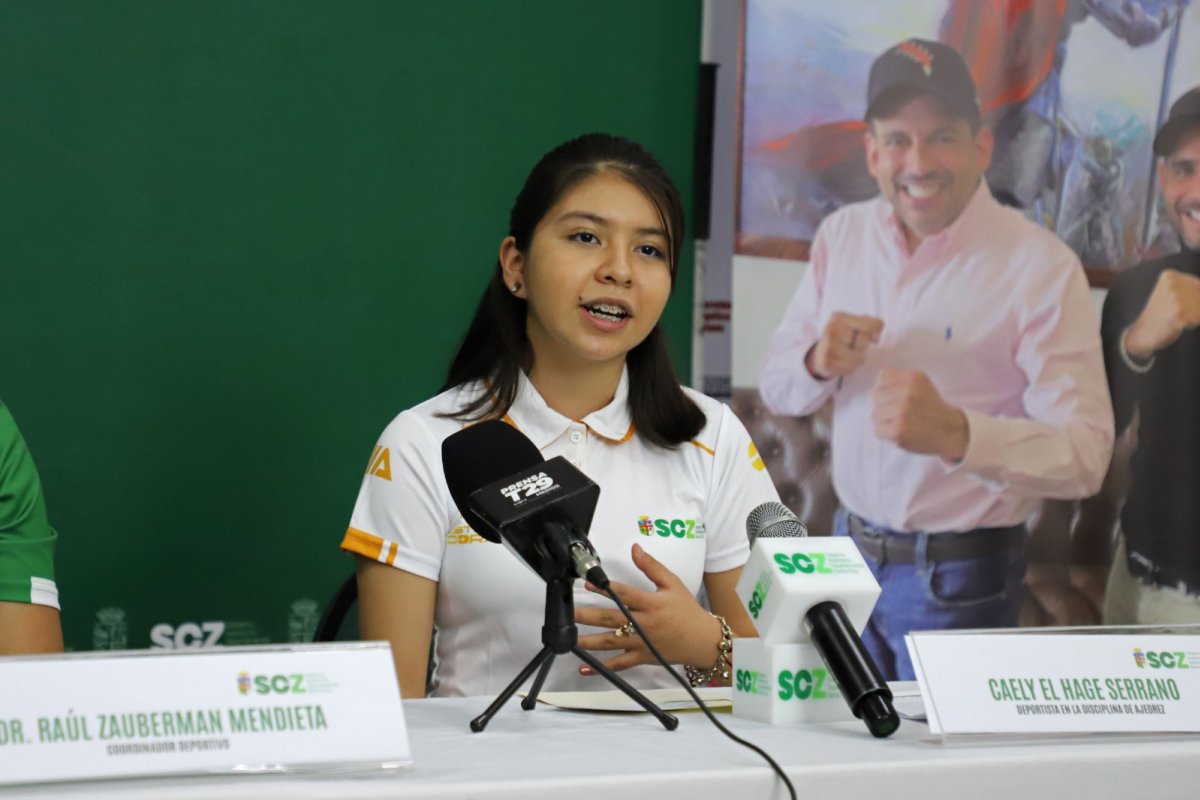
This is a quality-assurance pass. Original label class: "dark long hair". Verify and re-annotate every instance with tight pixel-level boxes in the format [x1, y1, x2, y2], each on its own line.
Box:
[442, 133, 704, 448]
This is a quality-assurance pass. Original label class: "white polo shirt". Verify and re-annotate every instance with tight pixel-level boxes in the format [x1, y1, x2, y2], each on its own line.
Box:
[341, 370, 780, 697]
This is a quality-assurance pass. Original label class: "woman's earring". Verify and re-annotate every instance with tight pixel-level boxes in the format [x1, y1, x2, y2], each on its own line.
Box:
[511, 281, 521, 294]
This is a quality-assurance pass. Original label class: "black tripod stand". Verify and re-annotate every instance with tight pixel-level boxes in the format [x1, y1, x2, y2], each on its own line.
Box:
[470, 576, 679, 732]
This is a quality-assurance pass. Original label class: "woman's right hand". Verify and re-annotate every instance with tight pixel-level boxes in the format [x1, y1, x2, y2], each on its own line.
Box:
[573, 543, 724, 673]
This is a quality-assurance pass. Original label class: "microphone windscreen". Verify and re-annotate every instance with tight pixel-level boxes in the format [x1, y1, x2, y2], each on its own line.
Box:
[441, 419, 542, 543]
[746, 501, 808, 542]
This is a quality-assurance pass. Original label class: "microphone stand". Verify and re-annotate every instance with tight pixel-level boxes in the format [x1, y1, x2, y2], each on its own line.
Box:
[470, 575, 679, 732]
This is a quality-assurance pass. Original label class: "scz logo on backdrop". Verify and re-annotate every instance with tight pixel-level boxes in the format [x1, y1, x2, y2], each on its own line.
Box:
[150, 621, 226, 649]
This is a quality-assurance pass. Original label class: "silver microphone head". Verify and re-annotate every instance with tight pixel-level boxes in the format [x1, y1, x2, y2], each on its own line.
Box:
[746, 501, 808, 542]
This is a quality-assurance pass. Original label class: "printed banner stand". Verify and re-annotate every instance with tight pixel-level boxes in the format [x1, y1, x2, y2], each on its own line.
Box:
[906, 624, 1200, 737]
[0, 642, 410, 786]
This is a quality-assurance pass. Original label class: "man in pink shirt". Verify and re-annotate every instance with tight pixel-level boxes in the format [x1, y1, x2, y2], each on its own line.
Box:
[759, 39, 1113, 680]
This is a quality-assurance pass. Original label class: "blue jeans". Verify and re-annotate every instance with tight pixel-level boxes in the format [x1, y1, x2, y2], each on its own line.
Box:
[833, 509, 1026, 681]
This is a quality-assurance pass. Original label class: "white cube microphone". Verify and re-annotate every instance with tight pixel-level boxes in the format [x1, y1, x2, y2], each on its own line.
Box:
[734, 503, 899, 737]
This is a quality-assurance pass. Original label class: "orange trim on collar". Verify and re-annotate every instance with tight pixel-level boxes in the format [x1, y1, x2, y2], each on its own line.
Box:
[461, 414, 520, 431]
[688, 439, 715, 457]
[589, 421, 636, 444]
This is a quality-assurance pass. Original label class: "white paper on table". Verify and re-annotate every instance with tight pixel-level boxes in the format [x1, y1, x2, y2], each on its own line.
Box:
[519, 687, 732, 712]
[888, 681, 927, 721]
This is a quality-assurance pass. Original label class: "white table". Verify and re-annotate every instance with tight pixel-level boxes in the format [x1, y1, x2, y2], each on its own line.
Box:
[6, 694, 1199, 799]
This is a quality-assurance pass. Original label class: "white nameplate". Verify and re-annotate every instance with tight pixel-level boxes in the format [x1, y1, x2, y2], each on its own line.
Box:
[906, 629, 1200, 735]
[0, 642, 410, 786]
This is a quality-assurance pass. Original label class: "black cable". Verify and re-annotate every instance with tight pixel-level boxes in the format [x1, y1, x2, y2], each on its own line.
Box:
[602, 586, 798, 800]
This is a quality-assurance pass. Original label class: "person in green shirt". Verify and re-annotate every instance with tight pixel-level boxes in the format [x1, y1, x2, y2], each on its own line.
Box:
[0, 400, 63, 654]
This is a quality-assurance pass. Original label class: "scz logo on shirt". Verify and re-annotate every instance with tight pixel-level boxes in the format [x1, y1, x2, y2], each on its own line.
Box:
[636, 516, 705, 540]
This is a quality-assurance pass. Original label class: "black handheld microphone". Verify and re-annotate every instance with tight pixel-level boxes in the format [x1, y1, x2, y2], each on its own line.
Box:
[441, 420, 609, 587]
[746, 502, 899, 738]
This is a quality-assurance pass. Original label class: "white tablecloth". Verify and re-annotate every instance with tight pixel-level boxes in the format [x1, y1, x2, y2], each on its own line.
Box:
[6, 694, 1199, 799]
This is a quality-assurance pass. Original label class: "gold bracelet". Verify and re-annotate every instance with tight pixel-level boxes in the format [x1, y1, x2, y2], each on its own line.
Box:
[684, 613, 733, 687]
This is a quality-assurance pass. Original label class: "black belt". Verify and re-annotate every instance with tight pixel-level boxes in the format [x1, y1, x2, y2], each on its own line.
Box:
[846, 513, 1025, 564]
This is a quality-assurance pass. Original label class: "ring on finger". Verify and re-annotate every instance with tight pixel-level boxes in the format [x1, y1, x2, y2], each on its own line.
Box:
[613, 622, 636, 638]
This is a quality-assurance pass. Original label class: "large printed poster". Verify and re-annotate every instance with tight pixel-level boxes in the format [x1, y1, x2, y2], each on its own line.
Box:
[737, 0, 1199, 284]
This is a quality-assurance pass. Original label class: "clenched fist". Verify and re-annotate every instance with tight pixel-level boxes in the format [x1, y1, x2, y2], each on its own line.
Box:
[871, 368, 969, 461]
[1124, 269, 1200, 360]
[806, 312, 884, 380]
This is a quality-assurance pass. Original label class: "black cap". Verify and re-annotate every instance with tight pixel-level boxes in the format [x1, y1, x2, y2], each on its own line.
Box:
[866, 39, 980, 123]
[1153, 87, 1200, 157]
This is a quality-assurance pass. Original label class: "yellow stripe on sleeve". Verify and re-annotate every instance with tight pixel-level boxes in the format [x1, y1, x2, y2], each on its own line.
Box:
[341, 527, 386, 561]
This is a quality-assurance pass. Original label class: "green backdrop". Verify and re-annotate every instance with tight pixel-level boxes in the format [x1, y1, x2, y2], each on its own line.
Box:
[0, 1, 702, 651]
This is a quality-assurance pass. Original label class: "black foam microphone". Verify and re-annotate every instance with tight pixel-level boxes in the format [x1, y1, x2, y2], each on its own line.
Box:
[746, 502, 899, 739]
[442, 420, 608, 586]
